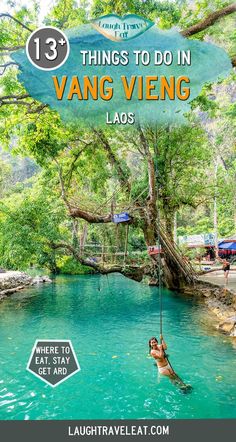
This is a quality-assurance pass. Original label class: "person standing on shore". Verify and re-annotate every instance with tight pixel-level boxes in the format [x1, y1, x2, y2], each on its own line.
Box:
[221, 258, 230, 284]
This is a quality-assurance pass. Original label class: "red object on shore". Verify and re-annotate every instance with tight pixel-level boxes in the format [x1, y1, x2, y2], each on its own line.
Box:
[148, 246, 161, 255]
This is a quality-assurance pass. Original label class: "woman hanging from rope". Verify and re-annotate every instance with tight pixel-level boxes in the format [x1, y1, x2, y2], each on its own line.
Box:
[149, 335, 174, 376]
[149, 335, 193, 393]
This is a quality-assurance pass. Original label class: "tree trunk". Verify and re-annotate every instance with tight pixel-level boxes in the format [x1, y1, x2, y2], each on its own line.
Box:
[162, 205, 174, 242]
[80, 223, 87, 254]
[57, 127, 195, 289]
[214, 161, 218, 256]
[174, 211, 177, 244]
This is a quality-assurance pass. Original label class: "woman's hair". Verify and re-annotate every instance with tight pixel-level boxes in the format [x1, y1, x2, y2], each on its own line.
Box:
[149, 336, 158, 353]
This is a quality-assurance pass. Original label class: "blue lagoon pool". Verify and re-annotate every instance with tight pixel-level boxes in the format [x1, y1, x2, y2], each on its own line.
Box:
[0, 274, 236, 419]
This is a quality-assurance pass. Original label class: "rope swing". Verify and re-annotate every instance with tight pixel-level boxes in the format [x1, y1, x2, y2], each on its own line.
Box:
[151, 126, 193, 394]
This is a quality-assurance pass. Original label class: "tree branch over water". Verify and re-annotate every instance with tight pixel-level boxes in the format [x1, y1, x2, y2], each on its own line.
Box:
[51, 241, 145, 281]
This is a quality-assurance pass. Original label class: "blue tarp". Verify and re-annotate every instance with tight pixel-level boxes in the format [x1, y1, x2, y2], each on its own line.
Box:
[113, 212, 131, 223]
[218, 241, 236, 250]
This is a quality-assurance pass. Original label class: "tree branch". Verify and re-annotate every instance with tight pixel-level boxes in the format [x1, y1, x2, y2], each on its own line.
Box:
[0, 93, 30, 101]
[0, 100, 31, 107]
[51, 241, 145, 281]
[54, 156, 116, 222]
[93, 129, 131, 193]
[69, 206, 112, 223]
[0, 45, 24, 52]
[0, 61, 19, 75]
[181, 3, 236, 37]
[69, 198, 137, 225]
[0, 93, 30, 109]
[65, 146, 88, 188]
[0, 94, 47, 113]
[0, 13, 33, 32]
[27, 103, 48, 114]
[54, 159, 72, 211]
[137, 125, 157, 205]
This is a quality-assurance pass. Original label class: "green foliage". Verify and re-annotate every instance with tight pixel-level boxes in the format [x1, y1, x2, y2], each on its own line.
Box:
[152, 123, 213, 235]
[44, 0, 89, 28]
[0, 175, 66, 271]
[0, 160, 12, 198]
[57, 256, 95, 274]
[91, 0, 184, 28]
[0, 5, 38, 48]
[0, 0, 235, 274]
[0, 107, 70, 165]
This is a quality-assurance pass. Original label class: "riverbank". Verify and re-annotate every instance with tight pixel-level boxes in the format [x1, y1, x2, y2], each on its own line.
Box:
[183, 272, 236, 337]
[0, 271, 52, 300]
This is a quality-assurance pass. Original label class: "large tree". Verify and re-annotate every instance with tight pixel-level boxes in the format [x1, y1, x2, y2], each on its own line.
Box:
[0, 1, 235, 288]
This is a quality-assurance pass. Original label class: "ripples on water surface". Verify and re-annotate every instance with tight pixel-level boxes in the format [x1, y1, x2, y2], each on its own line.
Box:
[0, 274, 236, 420]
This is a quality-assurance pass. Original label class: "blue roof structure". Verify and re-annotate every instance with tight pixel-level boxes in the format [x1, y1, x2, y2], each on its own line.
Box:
[218, 241, 236, 250]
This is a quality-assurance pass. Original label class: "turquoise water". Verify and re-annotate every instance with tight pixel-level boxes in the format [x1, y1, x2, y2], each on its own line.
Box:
[0, 274, 236, 420]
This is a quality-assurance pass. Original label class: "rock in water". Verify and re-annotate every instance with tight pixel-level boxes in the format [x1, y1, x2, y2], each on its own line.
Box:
[32, 275, 52, 285]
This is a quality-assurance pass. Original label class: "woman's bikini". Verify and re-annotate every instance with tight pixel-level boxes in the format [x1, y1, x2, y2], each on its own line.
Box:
[152, 349, 172, 374]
